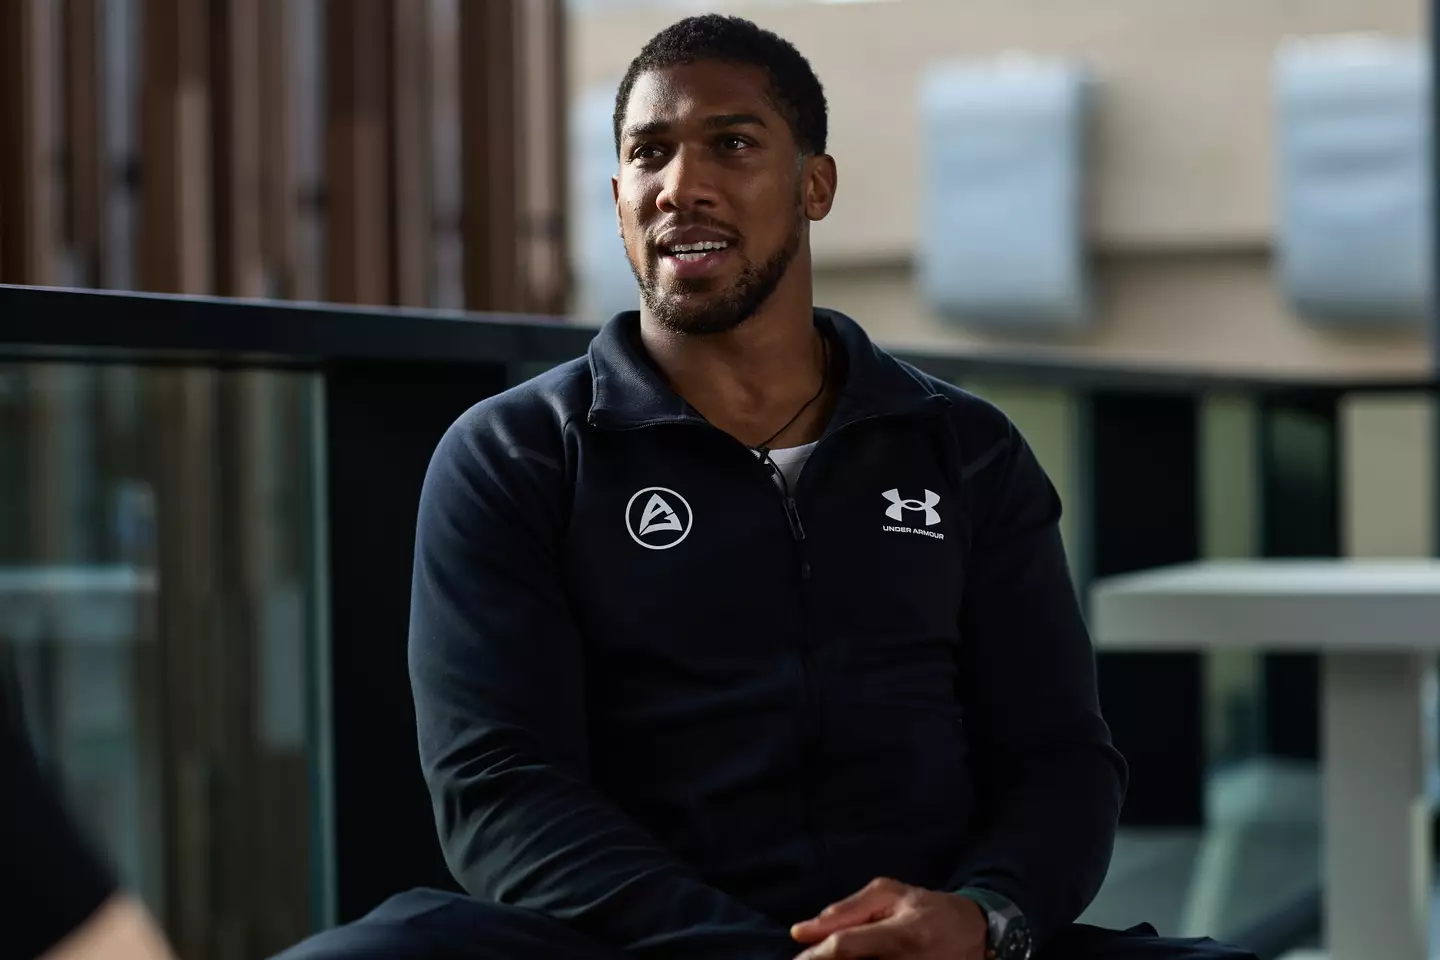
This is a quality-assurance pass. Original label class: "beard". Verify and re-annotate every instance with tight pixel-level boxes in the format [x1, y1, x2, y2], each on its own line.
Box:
[630, 206, 804, 337]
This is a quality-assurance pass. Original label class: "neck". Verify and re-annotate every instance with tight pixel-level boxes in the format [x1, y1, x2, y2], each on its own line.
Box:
[640, 278, 831, 449]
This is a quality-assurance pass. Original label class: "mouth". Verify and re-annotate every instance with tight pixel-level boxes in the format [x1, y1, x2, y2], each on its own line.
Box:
[660, 239, 732, 260]
[656, 239, 736, 279]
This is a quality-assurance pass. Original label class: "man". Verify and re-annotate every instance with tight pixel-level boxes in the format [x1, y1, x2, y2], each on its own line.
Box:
[279, 15, 1256, 960]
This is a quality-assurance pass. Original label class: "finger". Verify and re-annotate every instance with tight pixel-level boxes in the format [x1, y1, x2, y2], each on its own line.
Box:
[790, 878, 904, 943]
[795, 918, 909, 960]
[791, 879, 901, 942]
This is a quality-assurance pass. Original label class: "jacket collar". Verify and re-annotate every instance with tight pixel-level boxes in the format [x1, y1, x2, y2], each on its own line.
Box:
[586, 308, 949, 432]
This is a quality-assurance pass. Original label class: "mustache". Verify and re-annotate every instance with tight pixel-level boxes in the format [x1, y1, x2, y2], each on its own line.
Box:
[648, 216, 743, 248]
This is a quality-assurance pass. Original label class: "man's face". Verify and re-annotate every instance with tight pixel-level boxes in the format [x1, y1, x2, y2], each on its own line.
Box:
[613, 61, 832, 335]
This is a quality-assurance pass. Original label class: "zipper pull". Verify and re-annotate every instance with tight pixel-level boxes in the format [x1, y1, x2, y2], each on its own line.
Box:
[783, 497, 806, 541]
[757, 446, 806, 541]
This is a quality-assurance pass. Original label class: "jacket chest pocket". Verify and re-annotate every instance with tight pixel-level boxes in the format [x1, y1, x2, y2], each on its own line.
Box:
[807, 484, 968, 645]
[564, 479, 803, 662]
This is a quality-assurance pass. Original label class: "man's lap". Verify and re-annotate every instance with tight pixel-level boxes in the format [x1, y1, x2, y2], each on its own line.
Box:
[269, 889, 623, 960]
[270, 889, 1259, 960]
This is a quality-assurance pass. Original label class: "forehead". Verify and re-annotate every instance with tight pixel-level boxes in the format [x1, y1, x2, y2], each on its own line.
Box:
[622, 61, 782, 134]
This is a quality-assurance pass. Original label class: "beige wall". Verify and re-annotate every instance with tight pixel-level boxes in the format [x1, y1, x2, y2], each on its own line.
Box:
[814, 253, 1428, 376]
[574, 0, 1424, 255]
[573, 0, 1430, 377]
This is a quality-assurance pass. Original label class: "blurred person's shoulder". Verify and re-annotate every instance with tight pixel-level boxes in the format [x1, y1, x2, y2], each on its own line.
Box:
[1, 683, 123, 959]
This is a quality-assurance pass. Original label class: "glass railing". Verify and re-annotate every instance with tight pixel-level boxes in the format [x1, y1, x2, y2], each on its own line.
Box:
[1, 283, 1433, 959]
[0, 362, 324, 958]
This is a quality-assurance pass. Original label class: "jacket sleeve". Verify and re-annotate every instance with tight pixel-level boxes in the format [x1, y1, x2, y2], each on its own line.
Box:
[944, 418, 1129, 945]
[408, 415, 795, 960]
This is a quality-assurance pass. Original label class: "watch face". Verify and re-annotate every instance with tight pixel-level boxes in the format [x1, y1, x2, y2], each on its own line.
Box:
[999, 922, 1033, 960]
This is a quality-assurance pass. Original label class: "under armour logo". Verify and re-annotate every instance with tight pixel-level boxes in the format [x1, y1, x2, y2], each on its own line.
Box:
[625, 487, 694, 550]
[882, 488, 941, 526]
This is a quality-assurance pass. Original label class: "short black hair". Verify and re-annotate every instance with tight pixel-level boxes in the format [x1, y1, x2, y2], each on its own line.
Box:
[613, 15, 828, 159]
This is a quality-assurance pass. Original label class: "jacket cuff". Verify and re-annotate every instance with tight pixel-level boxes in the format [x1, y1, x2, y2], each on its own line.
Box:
[956, 885, 1024, 922]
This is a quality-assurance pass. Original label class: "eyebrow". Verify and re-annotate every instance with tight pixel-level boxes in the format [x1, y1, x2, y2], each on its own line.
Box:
[622, 113, 768, 142]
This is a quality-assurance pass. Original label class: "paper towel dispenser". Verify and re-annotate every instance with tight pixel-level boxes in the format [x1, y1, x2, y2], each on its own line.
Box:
[1276, 35, 1431, 327]
[918, 57, 1093, 330]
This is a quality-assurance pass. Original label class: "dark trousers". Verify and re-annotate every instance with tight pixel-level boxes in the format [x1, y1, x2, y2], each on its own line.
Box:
[271, 889, 1260, 960]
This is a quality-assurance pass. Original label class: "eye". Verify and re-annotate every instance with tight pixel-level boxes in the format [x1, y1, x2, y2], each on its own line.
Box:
[718, 134, 751, 152]
[629, 142, 666, 163]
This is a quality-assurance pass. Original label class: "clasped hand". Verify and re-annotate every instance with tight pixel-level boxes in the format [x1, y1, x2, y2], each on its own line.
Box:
[789, 877, 987, 959]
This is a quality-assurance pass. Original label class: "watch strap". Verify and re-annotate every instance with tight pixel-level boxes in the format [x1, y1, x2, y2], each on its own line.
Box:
[957, 887, 1027, 957]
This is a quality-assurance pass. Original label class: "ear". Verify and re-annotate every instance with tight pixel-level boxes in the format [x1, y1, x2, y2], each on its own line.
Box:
[802, 154, 838, 223]
[612, 174, 622, 236]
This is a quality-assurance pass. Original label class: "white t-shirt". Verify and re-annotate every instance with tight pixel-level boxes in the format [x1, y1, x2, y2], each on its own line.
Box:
[758, 441, 818, 492]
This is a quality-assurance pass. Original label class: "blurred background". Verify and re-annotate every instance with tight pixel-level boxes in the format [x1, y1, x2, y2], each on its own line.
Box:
[0, 0, 1434, 958]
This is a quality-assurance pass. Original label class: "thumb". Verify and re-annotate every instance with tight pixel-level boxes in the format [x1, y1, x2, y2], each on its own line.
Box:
[790, 879, 903, 943]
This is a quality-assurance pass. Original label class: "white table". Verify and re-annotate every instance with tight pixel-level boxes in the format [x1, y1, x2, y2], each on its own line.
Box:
[1091, 560, 1440, 960]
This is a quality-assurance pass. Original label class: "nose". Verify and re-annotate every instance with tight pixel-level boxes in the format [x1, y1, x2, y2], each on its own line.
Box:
[655, 146, 719, 214]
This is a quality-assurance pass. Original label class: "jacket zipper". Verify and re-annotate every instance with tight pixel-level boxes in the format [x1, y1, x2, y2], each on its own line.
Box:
[592, 404, 951, 897]
[756, 446, 825, 892]
[755, 407, 953, 898]
[782, 492, 806, 541]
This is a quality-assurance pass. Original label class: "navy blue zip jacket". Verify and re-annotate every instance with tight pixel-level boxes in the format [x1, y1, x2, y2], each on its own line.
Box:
[409, 309, 1128, 958]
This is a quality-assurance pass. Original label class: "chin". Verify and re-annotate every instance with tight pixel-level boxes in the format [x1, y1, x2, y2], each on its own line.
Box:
[646, 293, 754, 337]
[639, 239, 794, 337]
[659, 273, 728, 296]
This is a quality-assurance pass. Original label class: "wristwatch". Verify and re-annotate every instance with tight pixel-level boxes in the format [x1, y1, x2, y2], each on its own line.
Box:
[960, 888, 1033, 960]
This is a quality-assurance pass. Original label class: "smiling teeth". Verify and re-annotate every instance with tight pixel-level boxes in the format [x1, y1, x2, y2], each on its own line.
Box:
[668, 241, 729, 255]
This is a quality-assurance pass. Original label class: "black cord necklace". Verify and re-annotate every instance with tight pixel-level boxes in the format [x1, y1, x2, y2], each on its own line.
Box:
[753, 334, 831, 457]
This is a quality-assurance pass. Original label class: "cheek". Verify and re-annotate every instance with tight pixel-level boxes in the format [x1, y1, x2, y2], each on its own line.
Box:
[616, 200, 643, 245]
[617, 188, 653, 234]
[743, 176, 800, 221]
[742, 186, 799, 243]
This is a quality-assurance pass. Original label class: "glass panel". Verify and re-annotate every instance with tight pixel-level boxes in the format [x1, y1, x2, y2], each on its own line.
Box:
[1199, 394, 1262, 770]
[0, 363, 325, 960]
[1195, 394, 1320, 947]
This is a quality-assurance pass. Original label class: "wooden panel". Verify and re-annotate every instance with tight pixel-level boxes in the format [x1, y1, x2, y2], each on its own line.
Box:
[428, 0, 463, 310]
[517, 0, 567, 315]
[0, 0, 61, 285]
[288, 0, 325, 302]
[460, 0, 520, 311]
[214, 372, 311, 957]
[144, 368, 222, 956]
[389, 0, 431, 307]
[458, 0, 571, 316]
[211, 0, 265, 297]
[258, 0, 296, 298]
[324, 0, 391, 305]
[100, 0, 142, 291]
[63, 0, 107, 286]
[140, 0, 213, 293]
